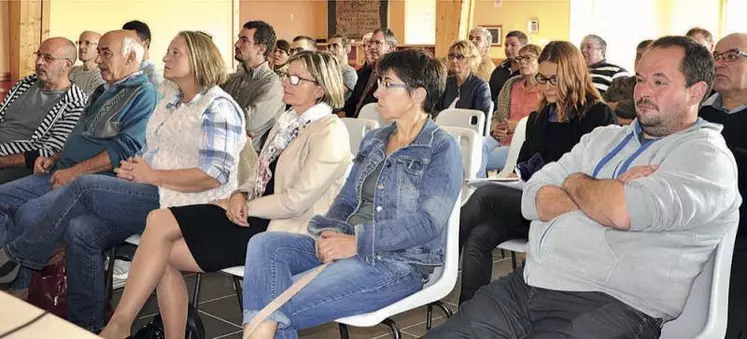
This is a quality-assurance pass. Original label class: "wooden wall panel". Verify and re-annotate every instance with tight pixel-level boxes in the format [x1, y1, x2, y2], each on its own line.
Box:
[8, 0, 46, 83]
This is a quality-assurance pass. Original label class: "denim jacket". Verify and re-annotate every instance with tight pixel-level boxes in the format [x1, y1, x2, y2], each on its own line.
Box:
[308, 119, 463, 267]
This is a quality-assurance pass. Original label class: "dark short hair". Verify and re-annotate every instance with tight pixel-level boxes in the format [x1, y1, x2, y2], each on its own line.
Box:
[649, 36, 715, 95]
[686, 27, 714, 43]
[583, 34, 607, 54]
[275, 39, 290, 54]
[604, 76, 636, 102]
[505, 31, 528, 45]
[637, 39, 653, 50]
[122, 20, 151, 44]
[329, 33, 350, 48]
[373, 27, 398, 48]
[243, 21, 277, 59]
[377, 49, 446, 114]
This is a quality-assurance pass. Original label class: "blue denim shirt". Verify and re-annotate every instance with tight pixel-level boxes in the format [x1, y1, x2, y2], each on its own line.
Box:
[308, 119, 463, 267]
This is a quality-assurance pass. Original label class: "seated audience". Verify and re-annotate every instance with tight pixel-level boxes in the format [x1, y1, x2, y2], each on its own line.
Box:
[698, 32, 747, 339]
[581, 34, 628, 93]
[458, 41, 615, 304]
[489, 31, 527, 109]
[483, 44, 542, 173]
[0, 29, 157, 307]
[687, 27, 716, 52]
[360, 31, 374, 70]
[0, 31, 244, 332]
[327, 33, 358, 99]
[271, 39, 290, 75]
[428, 36, 739, 339]
[343, 27, 397, 118]
[123, 20, 163, 86]
[240, 49, 463, 338]
[434, 40, 491, 119]
[69, 31, 104, 95]
[635, 39, 653, 68]
[290, 35, 317, 55]
[604, 75, 636, 125]
[0, 37, 86, 184]
[99, 50, 349, 339]
[469, 26, 496, 81]
[222, 21, 285, 154]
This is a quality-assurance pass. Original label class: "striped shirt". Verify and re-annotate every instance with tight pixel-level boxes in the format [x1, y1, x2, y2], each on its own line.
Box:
[69, 65, 105, 96]
[589, 60, 629, 94]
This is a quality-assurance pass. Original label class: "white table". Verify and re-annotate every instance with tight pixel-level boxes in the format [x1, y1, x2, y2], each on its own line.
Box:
[0, 291, 100, 338]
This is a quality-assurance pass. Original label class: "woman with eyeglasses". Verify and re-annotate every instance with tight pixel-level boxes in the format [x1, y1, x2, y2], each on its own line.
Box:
[457, 41, 615, 304]
[433, 40, 492, 120]
[99, 50, 351, 338]
[240, 49, 463, 339]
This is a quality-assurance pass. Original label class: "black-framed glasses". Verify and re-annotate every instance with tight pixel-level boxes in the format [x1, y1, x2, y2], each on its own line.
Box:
[535, 73, 558, 86]
[713, 49, 747, 63]
[516, 55, 537, 63]
[447, 53, 466, 61]
[280, 73, 317, 86]
[377, 78, 410, 90]
[33, 52, 70, 64]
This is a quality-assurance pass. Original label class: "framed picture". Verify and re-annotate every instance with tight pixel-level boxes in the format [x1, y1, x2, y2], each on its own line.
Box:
[484, 25, 503, 46]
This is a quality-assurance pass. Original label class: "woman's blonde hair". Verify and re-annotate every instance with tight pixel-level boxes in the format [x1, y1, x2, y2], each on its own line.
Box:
[537, 41, 602, 120]
[286, 50, 346, 109]
[448, 40, 481, 74]
[178, 31, 227, 89]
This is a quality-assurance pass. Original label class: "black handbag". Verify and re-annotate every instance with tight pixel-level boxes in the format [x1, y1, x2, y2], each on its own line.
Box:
[131, 304, 205, 339]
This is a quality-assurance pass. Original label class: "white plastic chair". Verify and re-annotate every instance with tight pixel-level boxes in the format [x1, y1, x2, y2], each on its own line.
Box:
[497, 239, 528, 269]
[435, 108, 486, 136]
[442, 126, 482, 202]
[358, 102, 391, 127]
[496, 116, 529, 178]
[485, 102, 495, 137]
[341, 118, 379, 155]
[660, 224, 738, 339]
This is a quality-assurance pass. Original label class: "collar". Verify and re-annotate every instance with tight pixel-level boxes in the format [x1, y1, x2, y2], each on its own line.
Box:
[140, 59, 154, 70]
[294, 102, 332, 125]
[165, 88, 207, 109]
[242, 61, 272, 80]
[103, 70, 144, 90]
[703, 93, 747, 114]
[589, 59, 608, 68]
[371, 118, 439, 148]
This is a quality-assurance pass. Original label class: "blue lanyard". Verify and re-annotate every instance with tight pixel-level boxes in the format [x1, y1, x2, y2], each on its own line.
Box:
[591, 133, 657, 179]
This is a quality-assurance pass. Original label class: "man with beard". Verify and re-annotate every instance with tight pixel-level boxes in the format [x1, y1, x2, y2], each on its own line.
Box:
[69, 31, 104, 95]
[427, 36, 740, 339]
[222, 20, 284, 153]
[0, 37, 87, 184]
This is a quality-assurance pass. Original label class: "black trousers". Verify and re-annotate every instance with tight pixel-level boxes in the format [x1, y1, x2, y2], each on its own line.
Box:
[727, 237, 747, 339]
[459, 184, 530, 304]
[425, 267, 662, 339]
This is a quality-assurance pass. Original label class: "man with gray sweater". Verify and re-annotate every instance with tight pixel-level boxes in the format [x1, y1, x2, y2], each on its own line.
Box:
[427, 36, 741, 338]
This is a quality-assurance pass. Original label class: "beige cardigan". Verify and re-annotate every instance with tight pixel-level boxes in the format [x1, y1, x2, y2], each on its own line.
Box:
[238, 114, 352, 235]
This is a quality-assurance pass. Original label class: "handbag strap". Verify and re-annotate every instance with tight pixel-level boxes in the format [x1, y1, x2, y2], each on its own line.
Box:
[242, 263, 329, 338]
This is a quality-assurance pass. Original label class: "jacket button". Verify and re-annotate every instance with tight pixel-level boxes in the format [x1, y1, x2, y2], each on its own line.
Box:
[377, 184, 384, 190]
[386, 162, 391, 168]
[376, 206, 383, 212]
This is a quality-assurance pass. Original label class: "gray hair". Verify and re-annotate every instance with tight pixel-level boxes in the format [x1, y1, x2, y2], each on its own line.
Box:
[122, 36, 144, 63]
[471, 27, 493, 47]
[583, 34, 607, 55]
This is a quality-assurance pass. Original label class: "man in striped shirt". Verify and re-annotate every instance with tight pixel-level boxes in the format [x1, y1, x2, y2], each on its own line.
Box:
[581, 34, 629, 94]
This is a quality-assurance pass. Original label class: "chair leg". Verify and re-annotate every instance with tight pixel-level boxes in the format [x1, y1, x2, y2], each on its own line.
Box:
[104, 247, 116, 302]
[510, 251, 517, 270]
[191, 273, 202, 310]
[232, 276, 244, 311]
[338, 323, 350, 339]
[426, 300, 453, 329]
[382, 318, 401, 339]
[500, 249, 506, 258]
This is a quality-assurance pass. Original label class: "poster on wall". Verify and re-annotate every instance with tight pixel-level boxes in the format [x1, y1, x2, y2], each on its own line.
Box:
[328, 0, 389, 39]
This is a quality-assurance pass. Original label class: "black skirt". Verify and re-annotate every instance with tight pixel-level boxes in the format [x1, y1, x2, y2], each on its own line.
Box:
[171, 204, 270, 272]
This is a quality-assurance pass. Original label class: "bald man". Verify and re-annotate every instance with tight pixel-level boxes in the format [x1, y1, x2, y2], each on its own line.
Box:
[698, 32, 747, 339]
[69, 31, 104, 95]
[0, 37, 87, 184]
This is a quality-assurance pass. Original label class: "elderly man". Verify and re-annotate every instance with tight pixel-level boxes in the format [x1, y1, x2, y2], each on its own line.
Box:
[469, 26, 496, 82]
[698, 33, 747, 339]
[0, 38, 86, 184]
[427, 36, 740, 339]
[327, 33, 358, 99]
[0, 30, 157, 314]
[488, 30, 527, 108]
[290, 35, 317, 55]
[687, 27, 716, 52]
[222, 20, 284, 153]
[581, 34, 629, 94]
[123, 20, 163, 86]
[69, 31, 104, 95]
[343, 27, 397, 118]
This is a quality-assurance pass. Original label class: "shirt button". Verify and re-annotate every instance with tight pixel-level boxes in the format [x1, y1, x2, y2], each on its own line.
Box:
[376, 206, 383, 212]
[377, 184, 384, 190]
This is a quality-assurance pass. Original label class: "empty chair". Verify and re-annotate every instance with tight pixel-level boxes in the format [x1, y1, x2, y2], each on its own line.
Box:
[443, 126, 482, 180]
[435, 108, 486, 136]
[496, 116, 528, 178]
[341, 118, 379, 154]
[358, 102, 391, 127]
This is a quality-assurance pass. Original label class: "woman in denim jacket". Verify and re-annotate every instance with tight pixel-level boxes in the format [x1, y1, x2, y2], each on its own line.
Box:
[241, 49, 464, 339]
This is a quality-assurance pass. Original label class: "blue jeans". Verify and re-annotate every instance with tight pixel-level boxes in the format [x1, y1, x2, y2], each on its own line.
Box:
[8, 174, 159, 331]
[480, 137, 510, 177]
[242, 232, 424, 339]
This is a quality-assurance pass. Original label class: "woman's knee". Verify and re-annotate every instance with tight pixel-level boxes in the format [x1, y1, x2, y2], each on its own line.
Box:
[143, 209, 181, 241]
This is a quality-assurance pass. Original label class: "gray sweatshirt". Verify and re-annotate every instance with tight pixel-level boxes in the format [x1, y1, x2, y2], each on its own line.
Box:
[521, 119, 741, 321]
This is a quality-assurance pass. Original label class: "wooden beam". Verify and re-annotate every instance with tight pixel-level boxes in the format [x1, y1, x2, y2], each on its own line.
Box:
[8, 0, 44, 83]
[435, 0, 463, 58]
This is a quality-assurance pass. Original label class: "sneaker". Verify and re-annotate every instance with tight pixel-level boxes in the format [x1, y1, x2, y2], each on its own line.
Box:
[112, 259, 131, 289]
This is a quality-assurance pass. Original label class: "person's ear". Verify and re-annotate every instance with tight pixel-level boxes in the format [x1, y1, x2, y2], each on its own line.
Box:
[412, 87, 427, 104]
[257, 43, 268, 58]
[687, 81, 709, 106]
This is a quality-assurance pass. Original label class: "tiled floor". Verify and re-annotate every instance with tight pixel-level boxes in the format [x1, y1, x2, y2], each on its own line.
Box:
[113, 249, 520, 339]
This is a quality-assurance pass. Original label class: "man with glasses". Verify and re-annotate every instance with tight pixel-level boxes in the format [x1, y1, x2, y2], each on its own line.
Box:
[327, 33, 358, 100]
[69, 31, 104, 96]
[489, 30, 527, 109]
[698, 33, 747, 339]
[222, 20, 284, 153]
[0, 37, 86, 185]
[290, 35, 317, 55]
[580, 34, 628, 94]
[469, 26, 496, 82]
[343, 27, 397, 118]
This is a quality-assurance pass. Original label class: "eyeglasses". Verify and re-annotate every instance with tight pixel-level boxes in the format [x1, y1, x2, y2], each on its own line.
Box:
[33, 52, 70, 64]
[535, 73, 558, 86]
[447, 53, 466, 61]
[377, 78, 410, 90]
[516, 55, 537, 63]
[280, 72, 317, 86]
[713, 49, 747, 63]
[76, 40, 98, 47]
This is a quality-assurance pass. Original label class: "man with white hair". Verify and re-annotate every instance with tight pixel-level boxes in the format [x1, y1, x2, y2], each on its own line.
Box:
[0, 30, 157, 329]
[469, 26, 496, 81]
[69, 31, 105, 95]
[580, 34, 628, 94]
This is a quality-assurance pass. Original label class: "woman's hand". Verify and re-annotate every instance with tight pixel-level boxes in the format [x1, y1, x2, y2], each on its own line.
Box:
[492, 121, 509, 143]
[226, 191, 249, 227]
[115, 157, 159, 185]
[316, 231, 357, 263]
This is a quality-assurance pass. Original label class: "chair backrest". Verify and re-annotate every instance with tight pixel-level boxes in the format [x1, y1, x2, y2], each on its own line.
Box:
[442, 126, 482, 180]
[485, 102, 495, 137]
[497, 116, 529, 178]
[659, 223, 739, 339]
[435, 108, 486, 136]
[358, 103, 391, 127]
[341, 118, 379, 155]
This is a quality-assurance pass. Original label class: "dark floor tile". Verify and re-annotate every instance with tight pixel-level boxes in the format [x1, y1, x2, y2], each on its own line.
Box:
[199, 295, 242, 326]
[401, 314, 446, 337]
[212, 330, 243, 339]
[196, 272, 238, 303]
[198, 311, 243, 338]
